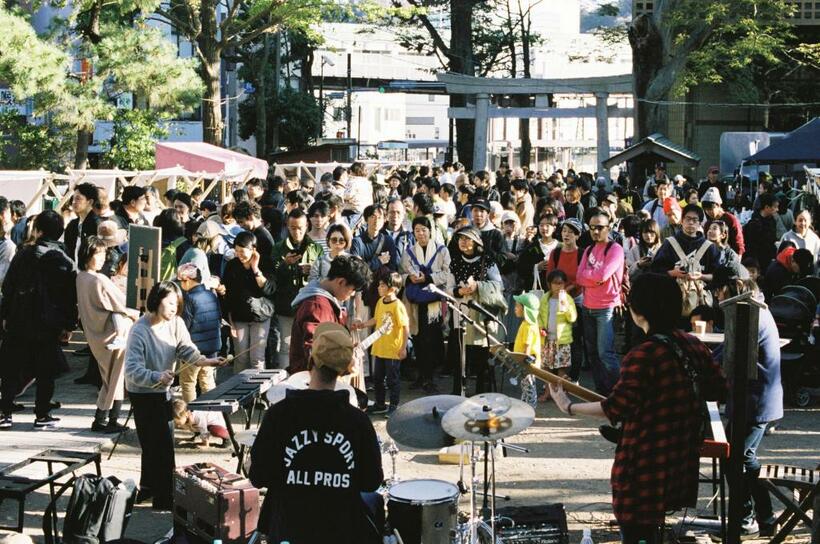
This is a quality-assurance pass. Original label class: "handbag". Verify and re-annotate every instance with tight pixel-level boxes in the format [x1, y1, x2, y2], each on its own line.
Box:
[530, 262, 545, 299]
[404, 245, 445, 304]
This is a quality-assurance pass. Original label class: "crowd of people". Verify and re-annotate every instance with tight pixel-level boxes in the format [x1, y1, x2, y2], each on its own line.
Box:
[0, 158, 816, 541]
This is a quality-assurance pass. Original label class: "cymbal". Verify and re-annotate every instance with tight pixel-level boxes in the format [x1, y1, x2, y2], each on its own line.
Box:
[234, 428, 258, 448]
[441, 393, 534, 442]
[386, 395, 464, 450]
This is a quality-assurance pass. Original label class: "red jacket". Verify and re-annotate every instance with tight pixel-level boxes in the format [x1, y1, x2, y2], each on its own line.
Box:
[288, 290, 346, 373]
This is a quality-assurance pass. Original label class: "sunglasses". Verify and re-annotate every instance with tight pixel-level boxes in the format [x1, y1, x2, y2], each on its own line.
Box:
[329, 237, 347, 244]
[589, 225, 609, 231]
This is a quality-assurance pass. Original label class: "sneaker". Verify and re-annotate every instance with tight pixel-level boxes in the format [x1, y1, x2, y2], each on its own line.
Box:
[0, 415, 12, 429]
[740, 521, 759, 539]
[106, 337, 127, 351]
[34, 415, 61, 429]
[386, 405, 398, 417]
[367, 404, 388, 415]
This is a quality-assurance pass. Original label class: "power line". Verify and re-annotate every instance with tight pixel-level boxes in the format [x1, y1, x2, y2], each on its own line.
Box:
[637, 98, 820, 108]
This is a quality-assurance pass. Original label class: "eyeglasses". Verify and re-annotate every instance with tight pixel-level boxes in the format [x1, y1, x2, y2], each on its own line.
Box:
[589, 225, 608, 231]
[329, 237, 347, 244]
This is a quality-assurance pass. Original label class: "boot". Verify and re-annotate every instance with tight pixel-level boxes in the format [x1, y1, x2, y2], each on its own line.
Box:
[91, 409, 112, 432]
[106, 401, 128, 432]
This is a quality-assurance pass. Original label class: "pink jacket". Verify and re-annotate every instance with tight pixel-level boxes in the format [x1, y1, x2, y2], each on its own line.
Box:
[576, 241, 624, 309]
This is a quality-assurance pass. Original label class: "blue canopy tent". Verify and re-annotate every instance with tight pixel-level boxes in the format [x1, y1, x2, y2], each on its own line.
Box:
[743, 118, 820, 165]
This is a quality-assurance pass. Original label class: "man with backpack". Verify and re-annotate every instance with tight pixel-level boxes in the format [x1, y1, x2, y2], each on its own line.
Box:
[0, 210, 78, 429]
[651, 204, 721, 320]
[576, 210, 624, 396]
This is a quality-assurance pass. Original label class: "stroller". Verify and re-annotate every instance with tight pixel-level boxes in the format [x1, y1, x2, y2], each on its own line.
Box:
[768, 277, 820, 407]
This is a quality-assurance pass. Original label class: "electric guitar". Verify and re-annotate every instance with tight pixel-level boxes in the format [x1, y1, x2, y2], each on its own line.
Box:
[489, 344, 605, 402]
[347, 314, 394, 391]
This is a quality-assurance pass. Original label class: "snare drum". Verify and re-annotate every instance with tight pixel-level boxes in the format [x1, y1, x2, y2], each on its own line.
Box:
[387, 479, 459, 544]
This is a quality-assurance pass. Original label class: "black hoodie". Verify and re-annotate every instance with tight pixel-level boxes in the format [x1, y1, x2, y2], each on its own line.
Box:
[250, 389, 383, 544]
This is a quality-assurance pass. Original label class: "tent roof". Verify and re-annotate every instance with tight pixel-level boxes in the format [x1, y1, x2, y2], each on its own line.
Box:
[602, 133, 701, 169]
[155, 142, 268, 178]
[743, 118, 820, 165]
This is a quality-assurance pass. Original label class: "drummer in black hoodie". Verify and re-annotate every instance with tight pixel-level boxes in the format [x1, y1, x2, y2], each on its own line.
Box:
[250, 322, 384, 543]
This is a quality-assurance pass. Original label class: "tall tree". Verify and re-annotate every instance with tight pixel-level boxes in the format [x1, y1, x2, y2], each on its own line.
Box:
[622, 0, 797, 139]
[153, 0, 327, 146]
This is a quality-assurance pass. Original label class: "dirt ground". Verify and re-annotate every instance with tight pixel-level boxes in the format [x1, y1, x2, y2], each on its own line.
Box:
[0, 340, 817, 544]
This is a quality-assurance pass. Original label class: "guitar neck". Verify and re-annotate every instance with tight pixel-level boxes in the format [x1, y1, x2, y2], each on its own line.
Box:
[525, 363, 605, 402]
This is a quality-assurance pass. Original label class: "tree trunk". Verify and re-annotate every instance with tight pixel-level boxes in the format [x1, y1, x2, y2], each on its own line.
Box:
[450, 0, 476, 168]
[628, 13, 666, 183]
[198, 0, 223, 146]
[518, 8, 533, 170]
[74, 129, 92, 169]
[255, 34, 269, 159]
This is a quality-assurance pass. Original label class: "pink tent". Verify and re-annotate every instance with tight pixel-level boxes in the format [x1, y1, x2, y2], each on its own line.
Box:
[155, 142, 268, 179]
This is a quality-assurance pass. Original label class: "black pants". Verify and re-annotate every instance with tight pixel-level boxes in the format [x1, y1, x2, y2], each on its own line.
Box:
[131, 392, 175, 508]
[448, 328, 492, 395]
[0, 339, 61, 418]
[413, 305, 443, 383]
[620, 523, 663, 544]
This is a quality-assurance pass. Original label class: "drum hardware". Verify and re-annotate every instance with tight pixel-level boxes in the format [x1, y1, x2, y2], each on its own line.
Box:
[381, 438, 401, 487]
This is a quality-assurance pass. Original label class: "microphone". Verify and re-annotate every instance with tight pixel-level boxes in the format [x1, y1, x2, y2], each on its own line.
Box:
[465, 299, 498, 323]
[424, 284, 458, 305]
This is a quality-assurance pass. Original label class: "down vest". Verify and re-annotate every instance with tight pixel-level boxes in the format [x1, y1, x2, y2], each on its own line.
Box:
[181, 284, 222, 355]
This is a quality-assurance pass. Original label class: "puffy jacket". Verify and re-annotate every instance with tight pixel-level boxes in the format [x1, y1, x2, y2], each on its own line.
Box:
[181, 284, 222, 355]
[537, 292, 577, 345]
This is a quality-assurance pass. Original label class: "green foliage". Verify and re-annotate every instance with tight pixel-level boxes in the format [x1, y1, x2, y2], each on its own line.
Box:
[0, 8, 71, 116]
[238, 87, 320, 152]
[0, 110, 73, 171]
[102, 109, 168, 170]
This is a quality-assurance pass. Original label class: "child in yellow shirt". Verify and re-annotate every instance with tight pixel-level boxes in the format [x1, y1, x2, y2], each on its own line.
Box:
[513, 292, 542, 365]
[351, 272, 409, 415]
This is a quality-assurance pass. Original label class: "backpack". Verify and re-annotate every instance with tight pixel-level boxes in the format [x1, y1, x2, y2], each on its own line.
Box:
[59, 474, 137, 544]
[667, 237, 714, 317]
[404, 245, 446, 304]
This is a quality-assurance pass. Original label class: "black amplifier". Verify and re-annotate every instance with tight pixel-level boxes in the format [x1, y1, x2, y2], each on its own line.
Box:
[495, 504, 569, 544]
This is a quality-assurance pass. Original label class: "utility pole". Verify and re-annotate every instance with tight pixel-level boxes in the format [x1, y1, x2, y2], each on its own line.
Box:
[271, 31, 281, 152]
[346, 51, 352, 139]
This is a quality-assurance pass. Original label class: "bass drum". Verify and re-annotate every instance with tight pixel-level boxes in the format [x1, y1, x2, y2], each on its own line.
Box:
[387, 479, 459, 544]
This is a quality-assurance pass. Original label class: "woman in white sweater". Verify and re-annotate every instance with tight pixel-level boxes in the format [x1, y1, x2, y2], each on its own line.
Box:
[780, 208, 820, 272]
[125, 281, 225, 510]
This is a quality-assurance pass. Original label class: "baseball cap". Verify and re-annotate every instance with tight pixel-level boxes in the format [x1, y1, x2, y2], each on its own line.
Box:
[311, 323, 354, 375]
[500, 210, 520, 225]
[471, 198, 491, 212]
[701, 187, 723, 205]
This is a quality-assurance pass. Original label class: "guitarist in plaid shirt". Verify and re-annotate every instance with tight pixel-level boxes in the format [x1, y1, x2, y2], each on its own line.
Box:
[549, 273, 726, 543]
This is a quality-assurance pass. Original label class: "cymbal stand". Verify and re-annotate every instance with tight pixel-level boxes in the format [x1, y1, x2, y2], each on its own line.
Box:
[469, 441, 479, 544]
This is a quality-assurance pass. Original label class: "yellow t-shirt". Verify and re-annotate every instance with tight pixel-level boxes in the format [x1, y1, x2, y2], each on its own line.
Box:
[513, 321, 541, 365]
[371, 297, 410, 360]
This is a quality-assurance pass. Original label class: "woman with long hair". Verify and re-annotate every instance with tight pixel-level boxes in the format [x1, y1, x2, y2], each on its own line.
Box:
[309, 224, 352, 282]
[626, 219, 661, 279]
[780, 208, 819, 271]
[707, 219, 741, 267]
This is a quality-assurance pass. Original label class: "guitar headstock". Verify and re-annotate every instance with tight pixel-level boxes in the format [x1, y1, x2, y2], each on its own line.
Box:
[489, 345, 534, 385]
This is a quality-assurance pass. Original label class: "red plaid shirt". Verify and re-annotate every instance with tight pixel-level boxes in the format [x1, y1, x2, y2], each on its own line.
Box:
[601, 331, 725, 524]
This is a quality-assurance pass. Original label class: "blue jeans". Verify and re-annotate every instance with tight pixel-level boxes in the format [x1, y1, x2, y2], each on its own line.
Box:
[581, 306, 620, 395]
[741, 422, 775, 525]
[374, 357, 401, 407]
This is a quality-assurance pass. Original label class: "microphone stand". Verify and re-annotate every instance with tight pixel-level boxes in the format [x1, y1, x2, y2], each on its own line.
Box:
[441, 299, 477, 398]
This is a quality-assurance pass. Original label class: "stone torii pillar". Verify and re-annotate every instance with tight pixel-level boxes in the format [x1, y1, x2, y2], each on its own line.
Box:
[473, 93, 491, 172]
[595, 92, 610, 177]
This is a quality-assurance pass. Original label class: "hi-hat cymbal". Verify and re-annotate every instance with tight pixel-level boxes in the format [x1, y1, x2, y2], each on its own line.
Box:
[441, 393, 534, 442]
[386, 395, 464, 450]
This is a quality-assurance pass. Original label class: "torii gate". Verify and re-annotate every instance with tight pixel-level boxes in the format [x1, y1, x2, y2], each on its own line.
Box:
[437, 73, 634, 174]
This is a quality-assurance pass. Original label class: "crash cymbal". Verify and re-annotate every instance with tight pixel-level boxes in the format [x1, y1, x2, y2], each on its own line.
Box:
[386, 395, 464, 450]
[441, 393, 534, 442]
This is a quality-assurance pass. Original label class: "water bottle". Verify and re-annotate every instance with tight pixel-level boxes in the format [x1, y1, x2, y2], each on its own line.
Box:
[580, 528, 593, 544]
